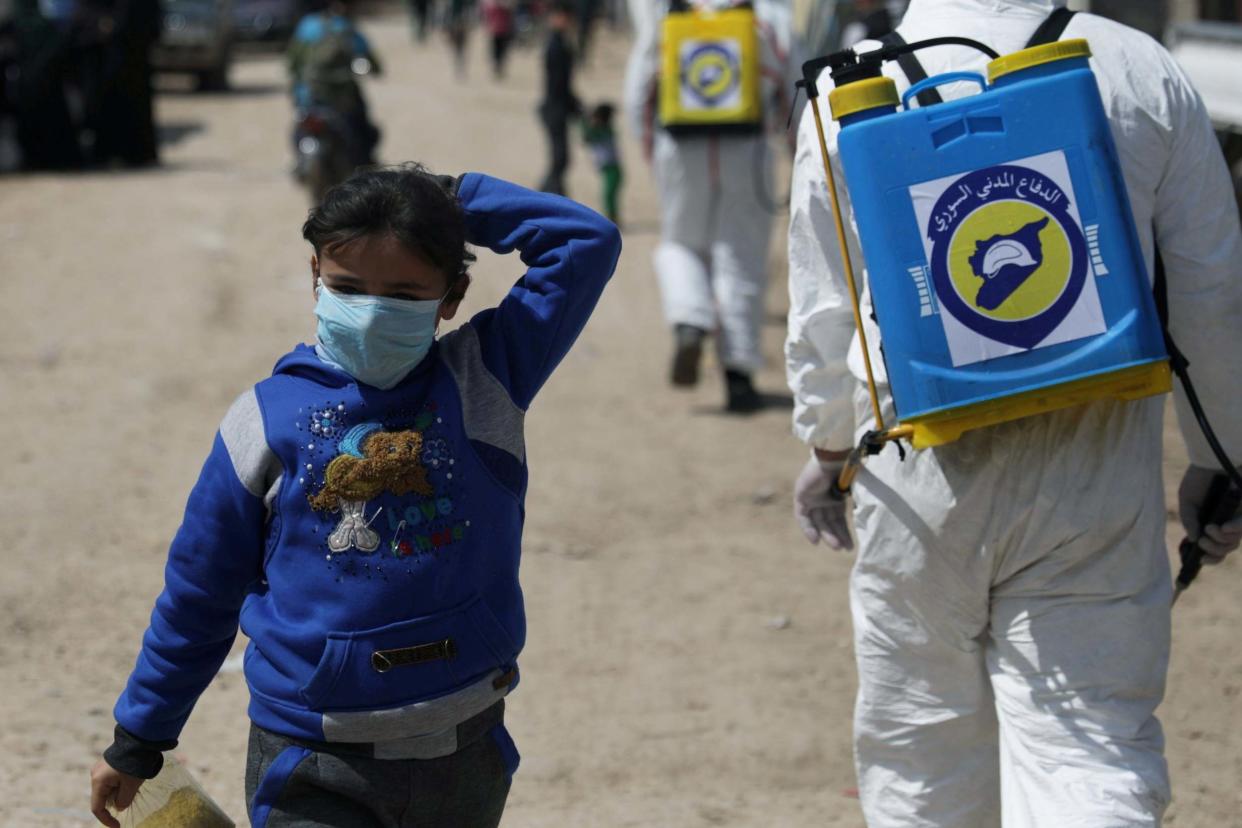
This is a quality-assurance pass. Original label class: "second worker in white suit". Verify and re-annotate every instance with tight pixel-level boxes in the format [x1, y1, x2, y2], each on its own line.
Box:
[626, 0, 793, 412]
[786, 1, 1242, 825]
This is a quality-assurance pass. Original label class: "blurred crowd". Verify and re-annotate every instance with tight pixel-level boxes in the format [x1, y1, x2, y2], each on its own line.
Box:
[407, 0, 626, 72]
[0, 0, 625, 175]
[0, 0, 161, 170]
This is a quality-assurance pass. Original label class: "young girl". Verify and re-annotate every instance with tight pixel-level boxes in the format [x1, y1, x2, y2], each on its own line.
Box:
[89, 165, 621, 827]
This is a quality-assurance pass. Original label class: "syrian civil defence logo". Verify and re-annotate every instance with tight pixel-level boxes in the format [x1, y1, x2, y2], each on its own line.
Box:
[928, 164, 1088, 349]
[681, 40, 740, 107]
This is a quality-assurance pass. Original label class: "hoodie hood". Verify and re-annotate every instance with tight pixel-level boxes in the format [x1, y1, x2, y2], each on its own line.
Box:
[271, 341, 441, 389]
[272, 343, 352, 387]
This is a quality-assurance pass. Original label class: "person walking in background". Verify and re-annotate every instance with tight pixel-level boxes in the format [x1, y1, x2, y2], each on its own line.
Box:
[574, 0, 600, 63]
[404, 0, 433, 41]
[625, 0, 793, 413]
[538, 1, 579, 194]
[3, 0, 82, 169]
[786, 2, 1242, 825]
[481, 0, 514, 79]
[582, 102, 622, 224]
[445, 0, 474, 78]
[84, 0, 160, 168]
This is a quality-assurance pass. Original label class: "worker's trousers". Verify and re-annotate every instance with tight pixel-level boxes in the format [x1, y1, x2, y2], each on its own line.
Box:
[849, 389, 1173, 827]
[652, 130, 774, 373]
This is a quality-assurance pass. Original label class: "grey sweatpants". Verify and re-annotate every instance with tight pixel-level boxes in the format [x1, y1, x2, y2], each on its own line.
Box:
[244, 708, 515, 827]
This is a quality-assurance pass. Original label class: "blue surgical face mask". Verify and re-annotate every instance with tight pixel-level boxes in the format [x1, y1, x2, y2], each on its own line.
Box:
[314, 284, 444, 390]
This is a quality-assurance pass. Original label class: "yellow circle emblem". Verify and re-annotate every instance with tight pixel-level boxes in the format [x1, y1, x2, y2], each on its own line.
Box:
[947, 200, 1072, 322]
[687, 50, 736, 101]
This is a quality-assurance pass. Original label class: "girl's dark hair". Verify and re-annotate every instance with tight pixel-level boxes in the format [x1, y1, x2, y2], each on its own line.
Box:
[302, 163, 476, 284]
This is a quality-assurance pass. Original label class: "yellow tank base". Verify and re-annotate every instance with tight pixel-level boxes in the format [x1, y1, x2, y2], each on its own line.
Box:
[903, 360, 1172, 449]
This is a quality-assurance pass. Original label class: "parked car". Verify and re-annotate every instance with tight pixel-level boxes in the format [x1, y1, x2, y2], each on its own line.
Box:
[153, 0, 235, 91]
[232, 0, 305, 44]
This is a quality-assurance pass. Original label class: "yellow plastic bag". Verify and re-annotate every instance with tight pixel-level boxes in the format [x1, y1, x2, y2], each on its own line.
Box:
[108, 756, 235, 828]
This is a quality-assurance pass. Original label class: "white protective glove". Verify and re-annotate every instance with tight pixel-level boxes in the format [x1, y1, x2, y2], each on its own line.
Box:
[794, 453, 853, 550]
[1177, 465, 1242, 563]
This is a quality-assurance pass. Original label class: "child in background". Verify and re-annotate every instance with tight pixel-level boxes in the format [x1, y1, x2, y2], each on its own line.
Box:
[582, 102, 623, 225]
[88, 166, 621, 828]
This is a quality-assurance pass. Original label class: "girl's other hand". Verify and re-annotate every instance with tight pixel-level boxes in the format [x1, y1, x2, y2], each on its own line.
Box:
[89, 758, 144, 828]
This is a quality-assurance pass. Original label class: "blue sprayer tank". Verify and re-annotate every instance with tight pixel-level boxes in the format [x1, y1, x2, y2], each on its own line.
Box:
[828, 39, 1170, 448]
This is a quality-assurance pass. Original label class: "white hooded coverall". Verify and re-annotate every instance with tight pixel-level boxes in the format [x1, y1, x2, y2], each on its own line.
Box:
[625, 0, 794, 372]
[785, 1, 1242, 825]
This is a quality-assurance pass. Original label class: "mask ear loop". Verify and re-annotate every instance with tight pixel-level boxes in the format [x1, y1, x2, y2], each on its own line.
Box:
[430, 273, 464, 336]
[437, 268, 470, 306]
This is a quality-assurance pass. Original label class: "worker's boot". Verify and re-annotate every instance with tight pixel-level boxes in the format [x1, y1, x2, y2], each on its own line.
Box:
[724, 369, 762, 414]
[670, 323, 706, 387]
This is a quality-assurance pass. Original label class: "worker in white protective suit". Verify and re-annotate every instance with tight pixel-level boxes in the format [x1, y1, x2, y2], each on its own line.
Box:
[785, 1, 1242, 825]
[625, 0, 795, 412]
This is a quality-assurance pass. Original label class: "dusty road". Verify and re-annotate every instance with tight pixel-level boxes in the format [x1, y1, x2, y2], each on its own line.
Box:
[1, 11, 1239, 827]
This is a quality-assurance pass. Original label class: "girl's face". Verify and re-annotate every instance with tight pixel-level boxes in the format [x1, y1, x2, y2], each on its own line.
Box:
[311, 233, 467, 323]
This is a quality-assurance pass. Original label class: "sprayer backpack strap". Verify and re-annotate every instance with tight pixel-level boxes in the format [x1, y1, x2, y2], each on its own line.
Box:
[882, 8, 1077, 108]
[1153, 243, 1191, 374]
[1026, 7, 1079, 47]
[878, 31, 944, 107]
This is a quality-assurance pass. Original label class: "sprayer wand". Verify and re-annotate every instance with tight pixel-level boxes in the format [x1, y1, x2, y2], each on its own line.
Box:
[796, 37, 1000, 496]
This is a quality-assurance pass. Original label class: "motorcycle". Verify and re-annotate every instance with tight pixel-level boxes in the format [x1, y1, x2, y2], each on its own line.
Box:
[292, 57, 376, 204]
[293, 106, 356, 204]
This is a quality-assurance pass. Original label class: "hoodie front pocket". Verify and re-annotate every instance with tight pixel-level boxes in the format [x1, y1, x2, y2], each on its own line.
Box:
[298, 595, 516, 711]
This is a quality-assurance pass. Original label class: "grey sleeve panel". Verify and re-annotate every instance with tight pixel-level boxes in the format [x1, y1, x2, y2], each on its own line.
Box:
[220, 388, 283, 500]
[439, 325, 526, 464]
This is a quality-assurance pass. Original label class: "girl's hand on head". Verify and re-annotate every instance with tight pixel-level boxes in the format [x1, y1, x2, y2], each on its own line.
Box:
[90, 758, 144, 828]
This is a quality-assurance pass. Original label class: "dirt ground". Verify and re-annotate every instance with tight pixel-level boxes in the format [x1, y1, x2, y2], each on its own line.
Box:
[1, 11, 1239, 827]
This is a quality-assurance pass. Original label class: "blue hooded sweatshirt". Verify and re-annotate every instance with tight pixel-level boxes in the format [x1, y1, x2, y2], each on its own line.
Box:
[110, 174, 621, 761]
